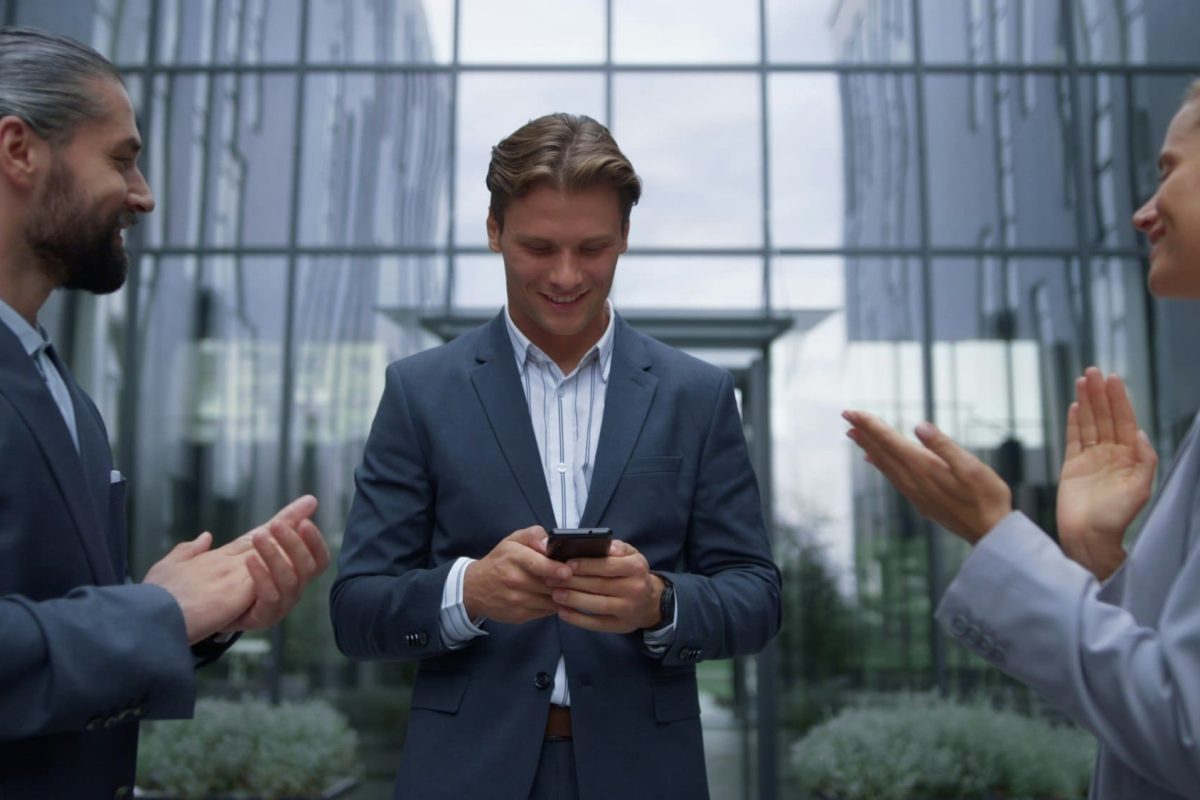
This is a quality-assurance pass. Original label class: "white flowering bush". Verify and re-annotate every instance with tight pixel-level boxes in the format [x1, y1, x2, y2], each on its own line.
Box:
[137, 698, 360, 799]
[791, 694, 1095, 800]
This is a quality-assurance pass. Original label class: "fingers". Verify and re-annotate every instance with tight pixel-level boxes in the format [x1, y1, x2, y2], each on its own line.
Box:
[1106, 374, 1139, 447]
[568, 546, 645, 578]
[272, 494, 319, 526]
[556, 605, 622, 633]
[161, 531, 213, 564]
[1076, 375, 1099, 448]
[1084, 367, 1116, 443]
[252, 522, 300, 599]
[1134, 429, 1159, 472]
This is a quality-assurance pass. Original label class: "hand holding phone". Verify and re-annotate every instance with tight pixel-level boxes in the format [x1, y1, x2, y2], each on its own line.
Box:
[546, 527, 613, 561]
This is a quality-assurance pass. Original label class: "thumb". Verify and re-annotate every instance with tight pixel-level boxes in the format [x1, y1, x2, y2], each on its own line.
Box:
[164, 531, 213, 563]
[510, 525, 548, 552]
[1135, 430, 1159, 474]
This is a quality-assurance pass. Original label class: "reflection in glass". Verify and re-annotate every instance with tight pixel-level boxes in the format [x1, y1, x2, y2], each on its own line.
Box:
[923, 74, 1075, 248]
[454, 73, 606, 246]
[151, 0, 300, 65]
[146, 74, 299, 248]
[307, 0, 441, 63]
[771, 257, 845, 310]
[770, 75, 845, 248]
[614, 73, 761, 247]
[919, 0, 1061, 64]
[612, 257, 763, 310]
[300, 73, 452, 247]
[1074, 0, 1200, 65]
[824, 0, 913, 63]
[460, 0, 604, 64]
[839, 74, 920, 248]
[613, 0, 757, 64]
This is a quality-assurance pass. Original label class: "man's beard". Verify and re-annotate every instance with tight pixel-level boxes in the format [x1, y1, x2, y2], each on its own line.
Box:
[25, 159, 134, 295]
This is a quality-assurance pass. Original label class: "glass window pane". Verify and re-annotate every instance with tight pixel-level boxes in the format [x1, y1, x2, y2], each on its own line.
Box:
[460, 0, 604, 64]
[770, 257, 844, 311]
[144, 74, 298, 248]
[127, 256, 288, 573]
[300, 73, 452, 247]
[613, 256, 763, 310]
[769, 74, 844, 248]
[838, 73, 921, 248]
[307, 0, 445, 63]
[155, 0, 300, 64]
[613, 0, 757, 64]
[92, 0, 151, 63]
[920, 0, 1062, 64]
[924, 74, 1075, 248]
[451, 255, 506, 310]
[455, 73, 606, 247]
[614, 73, 761, 247]
[1075, 0, 1200, 64]
[790, 0, 912, 63]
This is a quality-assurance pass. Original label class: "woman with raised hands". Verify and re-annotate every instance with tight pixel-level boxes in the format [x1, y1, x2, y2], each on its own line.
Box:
[843, 80, 1200, 800]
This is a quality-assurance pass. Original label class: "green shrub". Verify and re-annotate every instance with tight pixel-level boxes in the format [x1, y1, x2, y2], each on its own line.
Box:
[137, 698, 360, 799]
[791, 694, 1095, 800]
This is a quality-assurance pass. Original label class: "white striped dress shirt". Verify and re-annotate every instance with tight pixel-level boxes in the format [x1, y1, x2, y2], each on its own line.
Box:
[439, 302, 676, 706]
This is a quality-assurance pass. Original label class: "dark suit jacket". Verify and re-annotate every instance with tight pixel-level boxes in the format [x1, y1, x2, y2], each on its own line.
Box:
[0, 324, 196, 799]
[331, 312, 782, 800]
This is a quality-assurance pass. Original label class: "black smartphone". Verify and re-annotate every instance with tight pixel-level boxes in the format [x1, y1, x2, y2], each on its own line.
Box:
[547, 527, 613, 561]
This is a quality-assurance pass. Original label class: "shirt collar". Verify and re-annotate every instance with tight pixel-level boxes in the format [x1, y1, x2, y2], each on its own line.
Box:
[503, 298, 616, 382]
[0, 296, 50, 359]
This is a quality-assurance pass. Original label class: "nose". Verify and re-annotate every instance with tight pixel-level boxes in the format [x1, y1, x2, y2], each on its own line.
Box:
[548, 251, 582, 288]
[127, 168, 156, 214]
[1132, 195, 1157, 233]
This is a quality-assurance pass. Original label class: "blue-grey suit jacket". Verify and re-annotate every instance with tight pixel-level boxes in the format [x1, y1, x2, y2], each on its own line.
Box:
[938, 413, 1200, 799]
[331, 311, 782, 800]
[0, 325, 196, 799]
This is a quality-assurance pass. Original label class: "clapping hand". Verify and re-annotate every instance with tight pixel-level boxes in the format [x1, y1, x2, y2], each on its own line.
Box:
[1055, 367, 1156, 579]
[841, 410, 1012, 544]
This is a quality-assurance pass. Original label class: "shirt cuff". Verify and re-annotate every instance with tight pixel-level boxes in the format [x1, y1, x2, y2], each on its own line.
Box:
[439, 556, 487, 649]
[641, 597, 679, 657]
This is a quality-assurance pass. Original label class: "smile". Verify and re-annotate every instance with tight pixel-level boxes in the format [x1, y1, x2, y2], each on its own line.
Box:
[542, 291, 586, 305]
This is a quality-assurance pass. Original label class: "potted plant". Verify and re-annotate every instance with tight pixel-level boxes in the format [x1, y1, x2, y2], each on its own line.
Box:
[137, 698, 360, 799]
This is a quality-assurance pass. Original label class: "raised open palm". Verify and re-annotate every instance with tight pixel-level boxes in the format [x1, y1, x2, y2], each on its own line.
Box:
[1056, 368, 1156, 578]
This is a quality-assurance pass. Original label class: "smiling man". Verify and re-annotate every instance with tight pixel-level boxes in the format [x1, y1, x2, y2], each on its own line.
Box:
[331, 113, 781, 800]
[0, 27, 329, 799]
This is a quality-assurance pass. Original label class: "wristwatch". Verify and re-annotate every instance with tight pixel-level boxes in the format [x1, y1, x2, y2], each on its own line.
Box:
[648, 574, 675, 631]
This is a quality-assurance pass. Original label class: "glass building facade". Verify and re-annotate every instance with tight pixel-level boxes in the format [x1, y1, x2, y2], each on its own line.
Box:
[6, 0, 1200, 797]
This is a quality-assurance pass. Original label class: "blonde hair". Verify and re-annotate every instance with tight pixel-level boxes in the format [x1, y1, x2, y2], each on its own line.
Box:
[485, 113, 641, 230]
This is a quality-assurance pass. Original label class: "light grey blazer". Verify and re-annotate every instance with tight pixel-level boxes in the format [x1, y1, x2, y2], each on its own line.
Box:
[937, 413, 1200, 799]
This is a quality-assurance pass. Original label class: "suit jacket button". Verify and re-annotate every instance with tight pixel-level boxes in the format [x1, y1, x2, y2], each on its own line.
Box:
[416, 632, 429, 647]
[534, 671, 553, 691]
[950, 615, 968, 636]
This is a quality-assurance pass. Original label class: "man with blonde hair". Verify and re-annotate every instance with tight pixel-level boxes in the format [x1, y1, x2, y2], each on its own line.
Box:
[333, 112, 781, 799]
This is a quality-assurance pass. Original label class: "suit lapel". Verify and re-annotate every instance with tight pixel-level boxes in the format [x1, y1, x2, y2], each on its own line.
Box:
[0, 327, 117, 585]
[579, 316, 658, 527]
[468, 314, 558, 529]
[65, 371, 125, 578]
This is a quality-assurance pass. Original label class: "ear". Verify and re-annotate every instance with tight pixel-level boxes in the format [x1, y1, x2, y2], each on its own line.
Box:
[619, 219, 630, 254]
[486, 210, 502, 252]
[0, 116, 43, 190]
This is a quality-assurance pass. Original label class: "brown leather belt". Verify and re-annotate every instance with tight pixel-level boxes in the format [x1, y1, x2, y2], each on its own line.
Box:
[545, 705, 572, 739]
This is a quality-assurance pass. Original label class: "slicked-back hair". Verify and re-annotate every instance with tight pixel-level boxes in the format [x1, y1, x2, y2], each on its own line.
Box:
[486, 112, 642, 230]
[0, 26, 123, 145]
